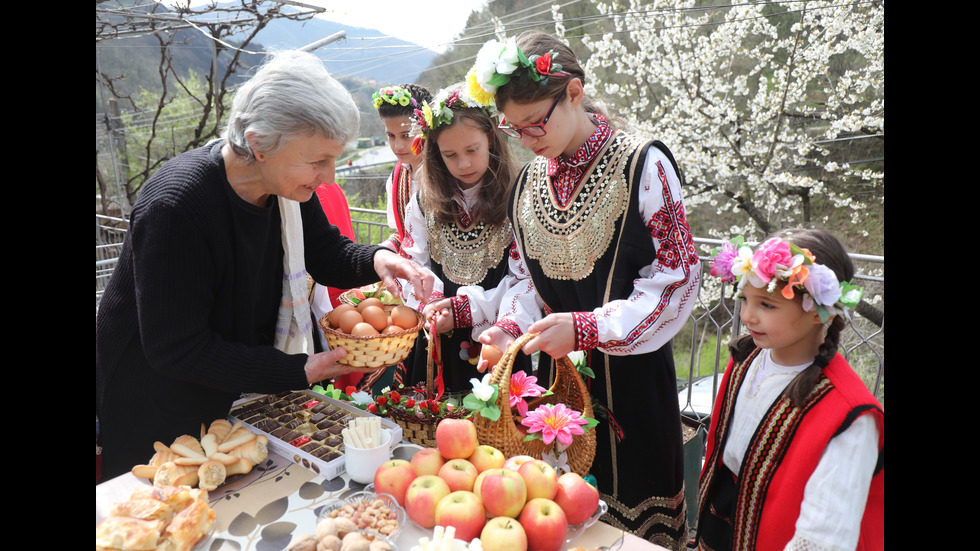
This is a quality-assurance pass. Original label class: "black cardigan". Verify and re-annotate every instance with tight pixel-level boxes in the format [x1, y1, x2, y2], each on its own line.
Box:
[96, 141, 381, 478]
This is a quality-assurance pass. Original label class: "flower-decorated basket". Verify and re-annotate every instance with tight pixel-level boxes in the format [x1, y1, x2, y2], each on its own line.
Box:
[317, 286, 423, 369]
[471, 333, 596, 476]
[382, 321, 470, 447]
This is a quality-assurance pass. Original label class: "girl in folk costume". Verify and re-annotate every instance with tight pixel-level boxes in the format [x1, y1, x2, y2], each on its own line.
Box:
[468, 32, 702, 548]
[358, 84, 432, 393]
[398, 83, 540, 394]
[373, 84, 432, 253]
[696, 228, 883, 551]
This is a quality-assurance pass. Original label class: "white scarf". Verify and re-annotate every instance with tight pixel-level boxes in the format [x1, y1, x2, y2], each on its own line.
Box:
[274, 197, 314, 354]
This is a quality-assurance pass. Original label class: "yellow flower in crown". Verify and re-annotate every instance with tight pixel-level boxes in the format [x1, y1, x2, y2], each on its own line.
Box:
[420, 102, 434, 130]
[466, 69, 496, 107]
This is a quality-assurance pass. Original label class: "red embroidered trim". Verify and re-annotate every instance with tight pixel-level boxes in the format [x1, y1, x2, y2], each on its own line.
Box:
[495, 319, 523, 339]
[572, 311, 599, 350]
[450, 295, 472, 328]
[547, 118, 612, 207]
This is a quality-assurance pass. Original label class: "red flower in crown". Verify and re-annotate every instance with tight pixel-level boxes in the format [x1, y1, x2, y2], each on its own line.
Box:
[536, 52, 552, 75]
[345, 385, 357, 397]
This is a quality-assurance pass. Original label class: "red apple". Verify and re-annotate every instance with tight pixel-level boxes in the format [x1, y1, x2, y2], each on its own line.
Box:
[519, 498, 568, 551]
[468, 444, 506, 473]
[517, 459, 559, 501]
[372, 459, 417, 507]
[553, 472, 600, 525]
[411, 447, 446, 477]
[435, 418, 479, 460]
[503, 454, 535, 471]
[434, 491, 487, 542]
[481, 516, 528, 551]
[473, 469, 491, 501]
[438, 458, 479, 492]
[479, 468, 527, 519]
[405, 475, 452, 528]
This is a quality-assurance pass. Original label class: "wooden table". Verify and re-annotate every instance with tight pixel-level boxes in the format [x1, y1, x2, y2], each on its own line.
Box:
[96, 441, 665, 551]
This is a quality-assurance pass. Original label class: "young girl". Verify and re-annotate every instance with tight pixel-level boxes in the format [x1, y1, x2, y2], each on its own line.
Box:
[397, 83, 539, 394]
[468, 32, 702, 548]
[696, 229, 883, 551]
[372, 84, 432, 253]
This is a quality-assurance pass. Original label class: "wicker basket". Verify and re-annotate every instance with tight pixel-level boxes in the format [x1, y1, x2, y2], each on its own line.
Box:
[317, 304, 423, 369]
[471, 333, 597, 476]
[386, 396, 469, 448]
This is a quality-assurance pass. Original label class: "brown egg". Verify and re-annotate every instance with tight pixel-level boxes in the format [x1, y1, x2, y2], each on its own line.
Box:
[337, 310, 364, 334]
[350, 322, 380, 337]
[357, 297, 384, 313]
[480, 344, 503, 370]
[361, 305, 388, 332]
[383, 325, 403, 334]
[328, 304, 356, 328]
[390, 305, 419, 330]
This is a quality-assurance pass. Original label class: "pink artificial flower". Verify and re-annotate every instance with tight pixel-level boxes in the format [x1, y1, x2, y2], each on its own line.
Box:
[521, 403, 589, 447]
[709, 241, 738, 282]
[750, 238, 793, 286]
[509, 371, 546, 417]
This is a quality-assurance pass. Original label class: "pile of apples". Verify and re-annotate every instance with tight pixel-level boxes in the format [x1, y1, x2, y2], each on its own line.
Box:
[372, 419, 600, 551]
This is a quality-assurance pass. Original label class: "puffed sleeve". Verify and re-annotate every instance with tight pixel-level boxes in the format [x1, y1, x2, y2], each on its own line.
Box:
[454, 239, 544, 340]
[395, 192, 443, 310]
[577, 146, 702, 355]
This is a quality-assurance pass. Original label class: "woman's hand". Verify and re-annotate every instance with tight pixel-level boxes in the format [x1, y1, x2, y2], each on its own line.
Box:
[373, 249, 434, 302]
[304, 347, 375, 385]
[522, 313, 576, 359]
[477, 327, 516, 373]
[422, 298, 455, 334]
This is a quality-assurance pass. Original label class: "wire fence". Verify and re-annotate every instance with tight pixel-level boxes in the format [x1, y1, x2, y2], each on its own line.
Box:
[95, 210, 884, 410]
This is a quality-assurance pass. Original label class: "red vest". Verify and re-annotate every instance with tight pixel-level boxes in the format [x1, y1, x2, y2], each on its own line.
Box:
[700, 351, 884, 550]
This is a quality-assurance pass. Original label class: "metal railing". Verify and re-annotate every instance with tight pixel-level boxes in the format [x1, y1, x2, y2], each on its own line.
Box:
[95, 210, 884, 410]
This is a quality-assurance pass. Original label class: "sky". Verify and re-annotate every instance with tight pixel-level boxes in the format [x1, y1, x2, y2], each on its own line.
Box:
[171, 0, 490, 53]
[318, 1, 489, 53]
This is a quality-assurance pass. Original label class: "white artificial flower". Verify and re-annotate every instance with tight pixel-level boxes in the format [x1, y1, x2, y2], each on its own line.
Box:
[469, 373, 495, 402]
[350, 391, 374, 406]
[496, 37, 521, 76]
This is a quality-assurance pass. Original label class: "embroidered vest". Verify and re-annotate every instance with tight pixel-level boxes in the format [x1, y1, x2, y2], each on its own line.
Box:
[698, 351, 885, 550]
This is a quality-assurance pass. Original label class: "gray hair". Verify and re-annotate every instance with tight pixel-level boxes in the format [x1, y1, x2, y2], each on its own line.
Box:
[224, 50, 360, 163]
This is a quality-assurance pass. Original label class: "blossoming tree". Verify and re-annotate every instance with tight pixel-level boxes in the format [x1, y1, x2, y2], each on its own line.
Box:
[580, 0, 884, 238]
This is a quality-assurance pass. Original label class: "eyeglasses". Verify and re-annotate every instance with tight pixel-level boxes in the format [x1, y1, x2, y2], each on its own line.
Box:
[498, 90, 565, 139]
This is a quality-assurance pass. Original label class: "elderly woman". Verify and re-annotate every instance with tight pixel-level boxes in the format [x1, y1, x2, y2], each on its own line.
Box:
[96, 51, 433, 480]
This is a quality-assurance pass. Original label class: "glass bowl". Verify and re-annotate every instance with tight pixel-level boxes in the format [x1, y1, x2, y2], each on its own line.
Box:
[317, 490, 405, 540]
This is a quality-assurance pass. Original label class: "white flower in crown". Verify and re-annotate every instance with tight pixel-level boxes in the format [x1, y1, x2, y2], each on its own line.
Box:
[472, 40, 505, 92]
[730, 245, 755, 288]
[496, 37, 521, 78]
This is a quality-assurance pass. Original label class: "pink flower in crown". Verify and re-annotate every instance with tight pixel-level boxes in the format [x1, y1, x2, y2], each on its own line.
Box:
[709, 241, 739, 282]
[509, 371, 546, 417]
[521, 403, 589, 447]
[750, 238, 793, 288]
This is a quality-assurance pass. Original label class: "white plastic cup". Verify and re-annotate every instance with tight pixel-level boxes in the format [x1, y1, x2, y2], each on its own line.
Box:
[344, 428, 392, 484]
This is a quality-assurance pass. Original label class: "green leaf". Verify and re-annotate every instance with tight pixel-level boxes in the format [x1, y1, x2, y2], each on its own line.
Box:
[488, 73, 511, 87]
[577, 364, 595, 379]
[463, 394, 486, 410]
[523, 433, 543, 442]
[479, 405, 501, 422]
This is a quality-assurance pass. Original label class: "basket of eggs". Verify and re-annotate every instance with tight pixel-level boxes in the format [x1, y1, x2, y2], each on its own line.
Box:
[318, 284, 424, 369]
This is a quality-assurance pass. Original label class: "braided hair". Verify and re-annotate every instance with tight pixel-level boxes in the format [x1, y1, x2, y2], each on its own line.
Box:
[729, 228, 855, 406]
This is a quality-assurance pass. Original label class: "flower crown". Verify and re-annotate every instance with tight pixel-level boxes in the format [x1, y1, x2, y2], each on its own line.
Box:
[709, 236, 863, 323]
[465, 37, 568, 107]
[409, 87, 497, 155]
[372, 85, 419, 110]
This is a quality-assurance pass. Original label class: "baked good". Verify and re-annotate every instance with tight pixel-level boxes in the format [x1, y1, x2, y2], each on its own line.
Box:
[96, 485, 214, 551]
